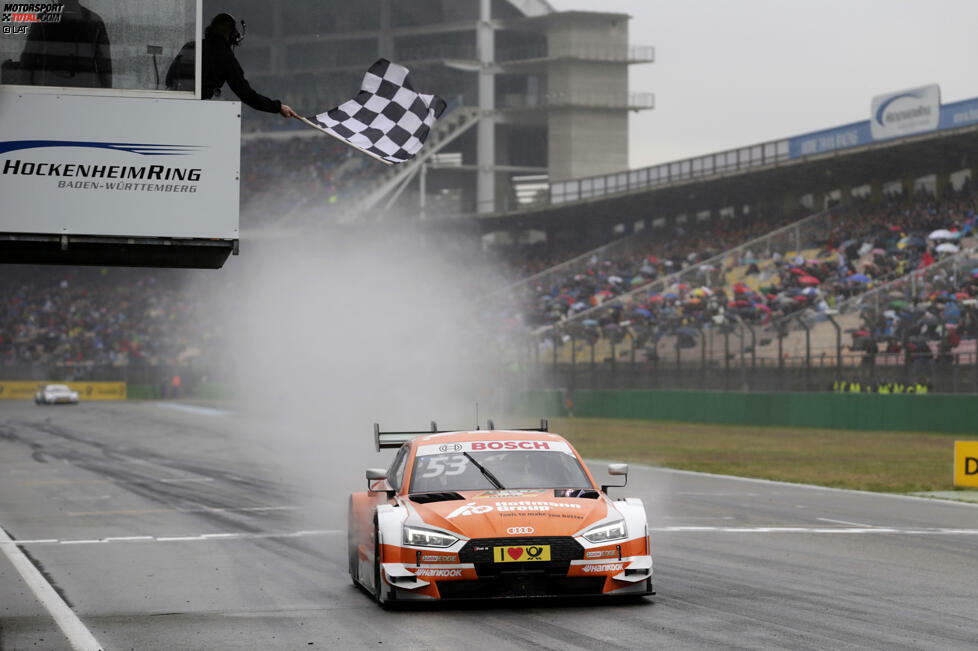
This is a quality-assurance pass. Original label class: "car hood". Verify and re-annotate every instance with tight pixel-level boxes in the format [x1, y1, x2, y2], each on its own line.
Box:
[405, 489, 612, 539]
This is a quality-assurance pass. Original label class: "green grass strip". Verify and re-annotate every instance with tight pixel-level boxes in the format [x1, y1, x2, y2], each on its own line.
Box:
[554, 417, 962, 493]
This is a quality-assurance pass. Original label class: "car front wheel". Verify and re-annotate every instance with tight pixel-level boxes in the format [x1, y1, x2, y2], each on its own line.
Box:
[347, 502, 359, 586]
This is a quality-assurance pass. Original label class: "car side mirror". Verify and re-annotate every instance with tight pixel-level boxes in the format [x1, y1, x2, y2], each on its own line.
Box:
[602, 463, 628, 494]
[366, 468, 395, 497]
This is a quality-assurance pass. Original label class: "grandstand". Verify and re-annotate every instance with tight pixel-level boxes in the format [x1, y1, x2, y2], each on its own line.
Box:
[480, 85, 978, 394]
[508, 185, 978, 394]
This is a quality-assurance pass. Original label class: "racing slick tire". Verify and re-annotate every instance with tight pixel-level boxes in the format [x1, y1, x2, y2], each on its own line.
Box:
[372, 517, 384, 606]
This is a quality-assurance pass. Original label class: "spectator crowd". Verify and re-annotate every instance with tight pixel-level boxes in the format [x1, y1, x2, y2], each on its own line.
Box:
[239, 135, 376, 225]
[0, 267, 225, 370]
[493, 185, 978, 364]
[3, 145, 977, 383]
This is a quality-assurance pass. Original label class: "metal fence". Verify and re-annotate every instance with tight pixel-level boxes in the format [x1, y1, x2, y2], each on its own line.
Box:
[515, 329, 978, 395]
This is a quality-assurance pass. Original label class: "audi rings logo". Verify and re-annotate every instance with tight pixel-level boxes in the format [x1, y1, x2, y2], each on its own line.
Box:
[438, 443, 463, 453]
[507, 526, 534, 535]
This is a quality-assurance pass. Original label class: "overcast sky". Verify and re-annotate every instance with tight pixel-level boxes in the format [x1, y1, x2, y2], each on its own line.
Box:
[548, 0, 978, 169]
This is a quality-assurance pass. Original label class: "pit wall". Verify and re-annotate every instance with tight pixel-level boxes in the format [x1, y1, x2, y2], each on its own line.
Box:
[518, 390, 978, 434]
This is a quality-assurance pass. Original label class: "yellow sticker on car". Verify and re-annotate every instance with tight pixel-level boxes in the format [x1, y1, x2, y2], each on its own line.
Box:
[493, 545, 550, 562]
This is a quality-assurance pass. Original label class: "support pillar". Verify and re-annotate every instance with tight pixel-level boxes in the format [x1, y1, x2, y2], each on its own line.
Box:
[378, 0, 393, 59]
[902, 175, 915, 198]
[477, 0, 496, 214]
[935, 168, 950, 200]
[781, 192, 796, 219]
[840, 185, 853, 206]
[869, 179, 883, 204]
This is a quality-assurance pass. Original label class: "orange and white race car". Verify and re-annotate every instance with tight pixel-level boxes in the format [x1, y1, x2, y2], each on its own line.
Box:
[348, 421, 653, 604]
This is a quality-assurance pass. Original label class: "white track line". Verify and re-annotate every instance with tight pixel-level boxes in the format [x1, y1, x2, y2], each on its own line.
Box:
[6, 529, 344, 546]
[817, 517, 874, 527]
[154, 402, 229, 417]
[650, 526, 978, 534]
[0, 525, 102, 651]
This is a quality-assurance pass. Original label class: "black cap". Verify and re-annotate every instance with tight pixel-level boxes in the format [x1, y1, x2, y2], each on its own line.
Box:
[206, 13, 243, 46]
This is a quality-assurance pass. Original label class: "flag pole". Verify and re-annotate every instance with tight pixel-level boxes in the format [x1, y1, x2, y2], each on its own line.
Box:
[294, 116, 394, 167]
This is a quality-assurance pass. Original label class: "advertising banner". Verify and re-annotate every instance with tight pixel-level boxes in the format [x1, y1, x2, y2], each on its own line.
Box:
[870, 84, 940, 140]
[954, 441, 978, 488]
[0, 93, 239, 239]
[938, 97, 978, 131]
[0, 381, 126, 400]
[788, 121, 872, 159]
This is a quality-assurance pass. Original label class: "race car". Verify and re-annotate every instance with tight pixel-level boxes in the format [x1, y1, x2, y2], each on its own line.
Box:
[34, 384, 80, 405]
[348, 420, 653, 604]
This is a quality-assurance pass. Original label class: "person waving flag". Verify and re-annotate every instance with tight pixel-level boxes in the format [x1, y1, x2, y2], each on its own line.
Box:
[297, 59, 447, 166]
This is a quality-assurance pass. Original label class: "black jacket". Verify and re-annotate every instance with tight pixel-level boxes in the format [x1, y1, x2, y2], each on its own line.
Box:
[18, 6, 112, 88]
[201, 35, 280, 114]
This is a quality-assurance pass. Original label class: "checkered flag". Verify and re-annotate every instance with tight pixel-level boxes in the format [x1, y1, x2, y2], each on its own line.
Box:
[304, 59, 447, 165]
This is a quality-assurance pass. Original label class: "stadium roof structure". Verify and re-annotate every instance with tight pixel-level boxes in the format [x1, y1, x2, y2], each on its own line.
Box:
[469, 91, 978, 245]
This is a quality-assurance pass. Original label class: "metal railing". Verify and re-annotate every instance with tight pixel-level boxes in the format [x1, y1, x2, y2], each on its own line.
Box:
[843, 250, 978, 315]
[532, 207, 836, 334]
[776, 247, 978, 336]
[551, 140, 791, 205]
[486, 236, 633, 302]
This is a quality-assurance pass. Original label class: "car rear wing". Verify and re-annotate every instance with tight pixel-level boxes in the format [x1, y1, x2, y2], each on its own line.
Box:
[374, 419, 549, 451]
[374, 421, 441, 451]
[486, 419, 548, 433]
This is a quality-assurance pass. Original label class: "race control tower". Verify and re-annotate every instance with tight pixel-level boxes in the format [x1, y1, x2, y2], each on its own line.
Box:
[0, 0, 240, 268]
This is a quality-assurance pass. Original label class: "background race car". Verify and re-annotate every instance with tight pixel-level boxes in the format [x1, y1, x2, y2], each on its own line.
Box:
[348, 421, 653, 604]
[34, 384, 80, 405]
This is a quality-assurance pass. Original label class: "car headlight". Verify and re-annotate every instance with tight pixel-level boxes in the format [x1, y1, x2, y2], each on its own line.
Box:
[582, 519, 627, 543]
[403, 526, 458, 548]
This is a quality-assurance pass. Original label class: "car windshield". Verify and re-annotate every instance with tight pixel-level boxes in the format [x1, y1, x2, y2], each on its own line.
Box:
[409, 446, 592, 493]
[47, 385, 70, 392]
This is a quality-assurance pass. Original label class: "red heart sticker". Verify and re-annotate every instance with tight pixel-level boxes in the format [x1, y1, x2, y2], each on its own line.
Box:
[507, 547, 524, 560]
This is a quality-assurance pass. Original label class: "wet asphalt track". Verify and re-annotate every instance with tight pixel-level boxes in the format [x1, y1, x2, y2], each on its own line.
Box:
[1, 402, 977, 650]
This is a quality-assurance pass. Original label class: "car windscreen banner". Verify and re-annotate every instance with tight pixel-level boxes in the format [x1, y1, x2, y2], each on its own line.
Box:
[415, 440, 574, 457]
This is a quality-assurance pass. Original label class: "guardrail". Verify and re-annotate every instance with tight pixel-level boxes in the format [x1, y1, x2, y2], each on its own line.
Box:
[552, 139, 791, 205]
